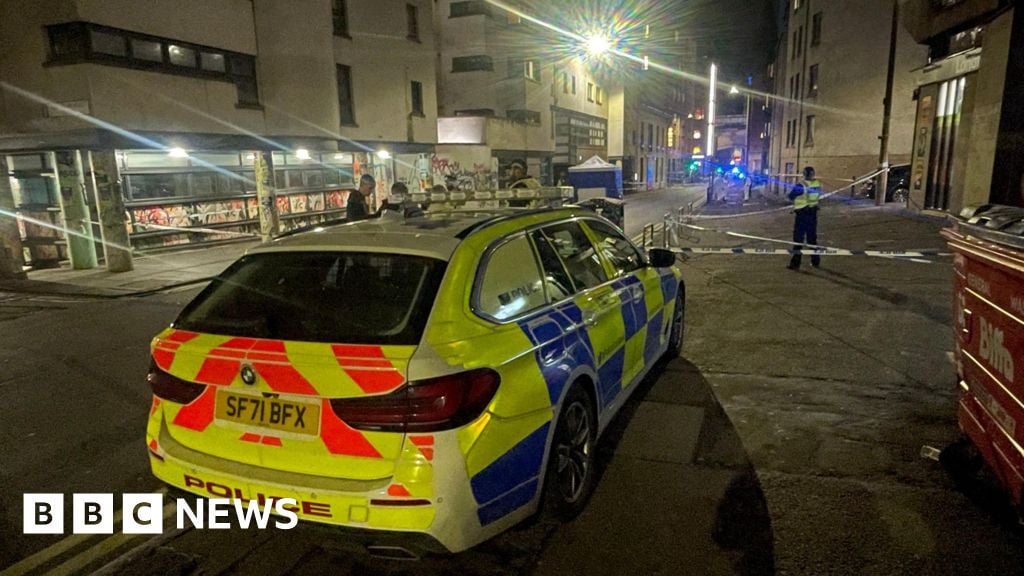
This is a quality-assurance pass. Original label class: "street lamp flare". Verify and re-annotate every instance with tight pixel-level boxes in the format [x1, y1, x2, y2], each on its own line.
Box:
[584, 34, 611, 56]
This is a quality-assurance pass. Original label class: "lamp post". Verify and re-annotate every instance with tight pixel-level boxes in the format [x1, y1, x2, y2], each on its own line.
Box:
[707, 62, 717, 204]
[731, 85, 753, 200]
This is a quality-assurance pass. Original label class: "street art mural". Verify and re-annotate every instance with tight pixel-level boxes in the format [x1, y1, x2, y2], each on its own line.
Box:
[429, 154, 497, 191]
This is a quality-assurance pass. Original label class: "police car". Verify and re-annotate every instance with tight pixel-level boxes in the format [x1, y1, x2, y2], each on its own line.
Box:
[145, 205, 684, 555]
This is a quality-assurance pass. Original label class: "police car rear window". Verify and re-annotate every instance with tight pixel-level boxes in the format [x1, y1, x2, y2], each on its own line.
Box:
[174, 252, 446, 345]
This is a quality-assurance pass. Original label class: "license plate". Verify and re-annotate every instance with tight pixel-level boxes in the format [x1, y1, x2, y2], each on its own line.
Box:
[215, 390, 320, 436]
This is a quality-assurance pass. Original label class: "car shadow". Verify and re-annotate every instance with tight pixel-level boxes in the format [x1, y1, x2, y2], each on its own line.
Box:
[314, 357, 775, 576]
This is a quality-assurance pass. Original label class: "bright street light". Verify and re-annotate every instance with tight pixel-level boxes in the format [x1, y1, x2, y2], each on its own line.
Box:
[584, 34, 612, 57]
[294, 148, 312, 160]
[729, 85, 740, 95]
[167, 147, 188, 158]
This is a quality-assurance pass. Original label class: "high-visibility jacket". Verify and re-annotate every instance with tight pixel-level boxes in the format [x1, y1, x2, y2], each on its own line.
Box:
[793, 179, 821, 210]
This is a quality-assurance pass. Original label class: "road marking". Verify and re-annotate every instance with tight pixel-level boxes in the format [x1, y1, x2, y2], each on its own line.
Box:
[0, 488, 169, 576]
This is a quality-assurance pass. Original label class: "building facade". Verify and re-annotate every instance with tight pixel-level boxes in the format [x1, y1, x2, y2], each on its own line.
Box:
[433, 0, 701, 191]
[901, 0, 1023, 212]
[0, 0, 438, 270]
[767, 0, 927, 192]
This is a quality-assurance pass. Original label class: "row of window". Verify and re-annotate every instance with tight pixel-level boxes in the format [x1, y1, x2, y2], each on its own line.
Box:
[788, 63, 820, 100]
[476, 219, 643, 321]
[331, 0, 421, 41]
[790, 11, 823, 61]
[784, 115, 816, 149]
[46, 22, 258, 105]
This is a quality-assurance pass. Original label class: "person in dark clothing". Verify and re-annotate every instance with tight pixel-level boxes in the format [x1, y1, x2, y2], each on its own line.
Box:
[787, 166, 822, 270]
[347, 174, 375, 220]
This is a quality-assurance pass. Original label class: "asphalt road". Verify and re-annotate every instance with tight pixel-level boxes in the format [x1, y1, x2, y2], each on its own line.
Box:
[1, 191, 1022, 575]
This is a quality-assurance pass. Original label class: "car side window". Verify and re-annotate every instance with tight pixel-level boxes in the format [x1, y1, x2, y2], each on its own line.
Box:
[585, 220, 645, 277]
[539, 222, 608, 290]
[530, 230, 576, 302]
[476, 234, 547, 320]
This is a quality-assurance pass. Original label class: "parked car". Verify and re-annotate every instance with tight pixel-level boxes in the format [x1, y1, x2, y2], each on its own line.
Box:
[863, 164, 910, 203]
[145, 208, 684, 556]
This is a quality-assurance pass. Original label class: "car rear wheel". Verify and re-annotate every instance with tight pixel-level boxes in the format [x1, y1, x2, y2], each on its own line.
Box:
[544, 385, 597, 521]
[665, 291, 685, 358]
[892, 188, 909, 204]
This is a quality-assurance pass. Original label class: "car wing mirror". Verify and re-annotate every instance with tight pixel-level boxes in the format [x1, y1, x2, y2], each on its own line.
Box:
[647, 248, 677, 268]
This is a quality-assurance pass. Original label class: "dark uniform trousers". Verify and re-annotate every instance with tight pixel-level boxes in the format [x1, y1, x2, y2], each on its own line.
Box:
[790, 206, 820, 268]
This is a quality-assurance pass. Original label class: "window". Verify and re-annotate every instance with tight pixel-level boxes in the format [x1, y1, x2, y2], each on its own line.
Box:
[537, 222, 607, 290]
[530, 231, 576, 301]
[808, 64, 819, 96]
[176, 252, 446, 345]
[571, 75, 577, 94]
[812, 12, 823, 46]
[476, 236, 547, 320]
[406, 4, 420, 41]
[639, 123, 645, 145]
[587, 82, 595, 102]
[336, 64, 355, 125]
[796, 26, 804, 57]
[332, 0, 350, 37]
[131, 38, 162, 62]
[508, 109, 541, 124]
[524, 60, 539, 81]
[46, 22, 258, 106]
[452, 55, 493, 72]
[168, 44, 196, 68]
[90, 29, 126, 57]
[596, 87, 603, 105]
[805, 115, 815, 147]
[411, 81, 424, 116]
[201, 52, 226, 72]
[450, 1, 490, 17]
[586, 220, 644, 276]
[562, 71, 569, 93]
[795, 73, 801, 99]
[793, 0, 802, 10]
[647, 124, 654, 148]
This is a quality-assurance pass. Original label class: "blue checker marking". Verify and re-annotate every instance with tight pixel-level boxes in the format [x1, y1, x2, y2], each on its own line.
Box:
[477, 479, 539, 526]
[597, 346, 625, 409]
[660, 272, 678, 304]
[644, 309, 665, 364]
[470, 422, 550, 506]
[518, 307, 594, 405]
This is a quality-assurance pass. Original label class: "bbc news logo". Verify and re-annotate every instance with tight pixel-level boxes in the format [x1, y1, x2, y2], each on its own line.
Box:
[23, 493, 299, 535]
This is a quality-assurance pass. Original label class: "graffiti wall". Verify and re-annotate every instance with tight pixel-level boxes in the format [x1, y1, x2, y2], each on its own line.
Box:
[429, 146, 498, 191]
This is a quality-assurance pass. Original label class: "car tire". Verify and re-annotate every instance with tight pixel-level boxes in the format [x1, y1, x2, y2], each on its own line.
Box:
[665, 291, 685, 359]
[543, 384, 597, 521]
[892, 188, 909, 204]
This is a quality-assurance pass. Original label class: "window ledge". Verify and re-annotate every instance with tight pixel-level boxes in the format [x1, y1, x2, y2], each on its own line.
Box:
[410, 111, 426, 118]
[235, 102, 264, 111]
[334, 32, 353, 40]
[340, 122, 359, 128]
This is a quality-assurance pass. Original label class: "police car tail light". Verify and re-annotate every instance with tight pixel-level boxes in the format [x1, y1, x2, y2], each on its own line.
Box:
[329, 368, 500, 433]
[147, 362, 206, 405]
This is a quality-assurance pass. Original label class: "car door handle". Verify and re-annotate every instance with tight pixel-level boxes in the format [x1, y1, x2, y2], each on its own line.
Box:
[597, 293, 619, 307]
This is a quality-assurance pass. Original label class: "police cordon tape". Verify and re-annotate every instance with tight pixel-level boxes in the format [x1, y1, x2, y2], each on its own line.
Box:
[671, 246, 945, 259]
[635, 214, 950, 264]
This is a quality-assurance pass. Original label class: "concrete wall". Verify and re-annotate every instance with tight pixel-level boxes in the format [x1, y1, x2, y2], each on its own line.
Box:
[435, 1, 496, 115]
[961, 8, 1011, 208]
[255, 0, 338, 142]
[335, 0, 438, 146]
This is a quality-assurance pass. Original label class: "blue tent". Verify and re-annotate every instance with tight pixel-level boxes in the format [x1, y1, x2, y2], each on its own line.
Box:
[568, 156, 623, 200]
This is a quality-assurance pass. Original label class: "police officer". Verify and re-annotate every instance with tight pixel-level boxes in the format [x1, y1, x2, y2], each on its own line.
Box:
[787, 166, 822, 270]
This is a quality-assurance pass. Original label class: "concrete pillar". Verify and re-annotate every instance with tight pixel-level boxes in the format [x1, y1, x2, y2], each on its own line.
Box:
[89, 150, 133, 272]
[53, 151, 98, 270]
[990, 6, 1024, 207]
[254, 151, 279, 241]
[0, 156, 26, 279]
